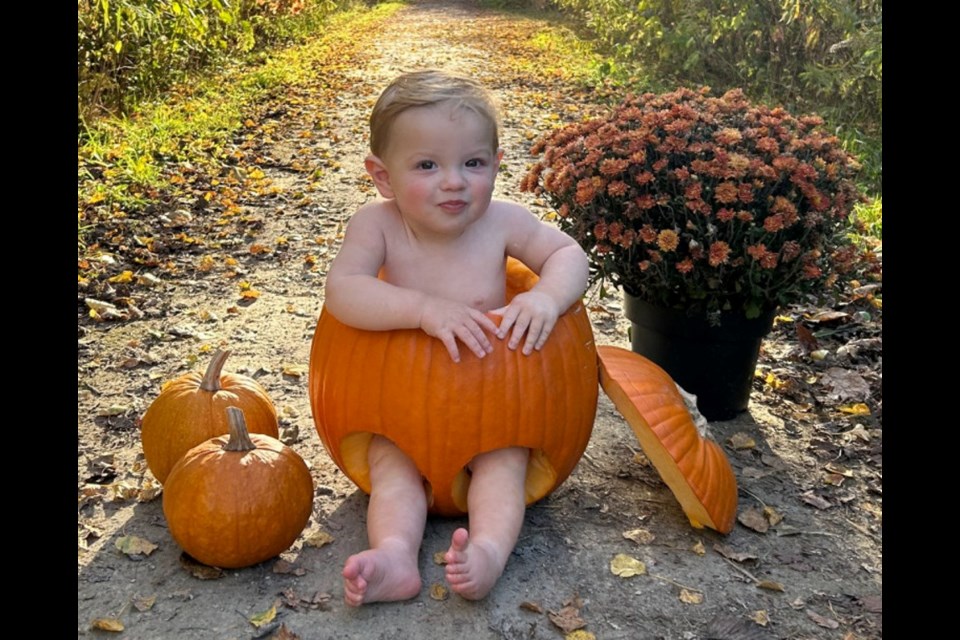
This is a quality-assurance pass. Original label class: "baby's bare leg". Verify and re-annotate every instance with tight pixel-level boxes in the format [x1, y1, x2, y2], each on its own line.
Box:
[444, 447, 528, 600]
[342, 435, 426, 606]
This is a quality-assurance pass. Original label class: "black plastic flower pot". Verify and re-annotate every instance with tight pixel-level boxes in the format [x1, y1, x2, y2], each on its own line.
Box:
[623, 293, 777, 421]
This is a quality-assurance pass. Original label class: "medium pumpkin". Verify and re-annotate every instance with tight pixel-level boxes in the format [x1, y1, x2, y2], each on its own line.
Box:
[597, 346, 738, 533]
[141, 349, 279, 484]
[309, 258, 599, 516]
[163, 407, 314, 569]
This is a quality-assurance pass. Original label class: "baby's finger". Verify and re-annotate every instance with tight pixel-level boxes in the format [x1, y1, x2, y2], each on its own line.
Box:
[525, 317, 556, 355]
[439, 333, 462, 363]
[494, 308, 519, 339]
[507, 315, 531, 350]
[455, 325, 491, 360]
[470, 309, 500, 339]
[521, 318, 545, 355]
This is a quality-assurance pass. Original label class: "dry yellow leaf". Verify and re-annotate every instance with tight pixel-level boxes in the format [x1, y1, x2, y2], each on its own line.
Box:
[762, 506, 784, 526]
[249, 243, 271, 255]
[757, 580, 785, 592]
[249, 604, 277, 628]
[622, 528, 655, 545]
[240, 289, 262, 299]
[282, 366, 305, 378]
[750, 610, 770, 626]
[728, 432, 756, 450]
[305, 531, 334, 548]
[91, 618, 124, 632]
[108, 270, 134, 284]
[692, 540, 706, 556]
[248, 168, 266, 180]
[198, 255, 216, 272]
[679, 589, 703, 604]
[429, 583, 449, 601]
[764, 372, 787, 390]
[839, 403, 870, 415]
[433, 551, 448, 565]
[565, 631, 596, 640]
[115, 535, 158, 557]
[610, 554, 646, 578]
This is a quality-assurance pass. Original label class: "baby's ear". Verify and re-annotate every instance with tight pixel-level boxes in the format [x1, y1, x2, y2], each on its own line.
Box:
[364, 155, 394, 198]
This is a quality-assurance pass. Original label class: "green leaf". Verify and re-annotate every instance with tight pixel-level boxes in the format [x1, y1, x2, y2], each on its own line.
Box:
[114, 40, 122, 54]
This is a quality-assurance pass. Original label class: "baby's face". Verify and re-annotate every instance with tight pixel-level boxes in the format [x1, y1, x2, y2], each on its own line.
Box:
[376, 102, 502, 240]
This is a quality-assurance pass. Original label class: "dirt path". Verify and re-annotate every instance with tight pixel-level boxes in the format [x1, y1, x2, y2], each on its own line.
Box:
[78, 2, 882, 638]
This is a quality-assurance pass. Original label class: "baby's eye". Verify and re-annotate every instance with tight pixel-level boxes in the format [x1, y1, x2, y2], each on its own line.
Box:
[417, 160, 436, 170]
[465, 158, 487, 168]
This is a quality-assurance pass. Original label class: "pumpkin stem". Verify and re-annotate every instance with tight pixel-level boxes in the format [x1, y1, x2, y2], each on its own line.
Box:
[223, 406, 257, 452]
[200, 349, 231, 392]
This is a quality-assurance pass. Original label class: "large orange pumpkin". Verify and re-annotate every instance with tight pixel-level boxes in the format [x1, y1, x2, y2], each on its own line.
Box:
[141, 349, 279, 484]
[309, 258, 599, 516]
[163, 407, 314, 569]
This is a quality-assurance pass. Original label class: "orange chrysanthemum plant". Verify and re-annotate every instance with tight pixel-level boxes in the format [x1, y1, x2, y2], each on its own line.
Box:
[521, 87, 865, 320]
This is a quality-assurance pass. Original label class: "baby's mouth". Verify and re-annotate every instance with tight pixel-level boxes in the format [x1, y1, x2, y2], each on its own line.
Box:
[438, 200, 468, 212]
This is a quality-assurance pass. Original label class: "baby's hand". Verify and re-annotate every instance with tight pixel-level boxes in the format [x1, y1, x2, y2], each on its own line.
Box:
[489, 291, 561, 355]
[419, 298, 498, 363]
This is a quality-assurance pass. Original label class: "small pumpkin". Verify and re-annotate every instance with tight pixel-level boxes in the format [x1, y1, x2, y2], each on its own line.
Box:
[162, 406, 314, 569]
[309, 258, 599, 516]
[141, 349, 279, 484]
[597, 346, 738, 533]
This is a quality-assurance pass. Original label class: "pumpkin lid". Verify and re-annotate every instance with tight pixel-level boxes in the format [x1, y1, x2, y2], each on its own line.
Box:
[597, 346, 738, 534]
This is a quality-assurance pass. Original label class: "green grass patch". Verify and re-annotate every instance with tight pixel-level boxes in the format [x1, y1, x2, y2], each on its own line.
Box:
[78, 2, 405, 214]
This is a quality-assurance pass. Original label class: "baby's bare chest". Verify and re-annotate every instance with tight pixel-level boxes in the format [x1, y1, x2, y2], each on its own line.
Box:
[381, 238, 507, 311]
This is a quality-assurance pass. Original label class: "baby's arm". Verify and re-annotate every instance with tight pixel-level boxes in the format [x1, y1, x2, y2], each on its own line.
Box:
[493, 205, 590, 354]
[324, 206, 498, 362]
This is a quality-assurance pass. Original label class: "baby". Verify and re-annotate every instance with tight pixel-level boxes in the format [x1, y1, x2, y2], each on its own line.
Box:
[324, 69, 589, 605]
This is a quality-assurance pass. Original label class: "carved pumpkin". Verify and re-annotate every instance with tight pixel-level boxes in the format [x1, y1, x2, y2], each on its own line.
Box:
[309, 258, 599, 516]
[163, 407, 314, 569]
[597, 346, 738, 533]
[141, 349, 279, 484]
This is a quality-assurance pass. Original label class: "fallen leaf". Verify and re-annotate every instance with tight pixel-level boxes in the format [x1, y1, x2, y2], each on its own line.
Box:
[304, 531, 334, 548]
[823, 473, 846, 486]
[622, 528, 655, 545]
[282, 366, 305, 378]
[548, 606, 587, 633]
[728, 432, 756, 450]
[757, 580, 785, 592]
[795, 323, 818, 353]
[810, 349, 829, 361]
[806, 609, 840, 629]
[712, 543, 758, 563]
[429, 583, 449, 601]
[610, 553, 646, 577]
[807, 310, 850, 324]
[843, 424, 871, 442]
[679, 588, 703, 604]
[821, 368, 870, 402]
[825, 462, 854, 477]
[692, 540, 706, 556]
[519, 601, 543, 613]
[764, 371, 787, 390]
[179, 553, 224, 579]
[137, 478, 163, 502]
[839, 403, 871, 415]
[801, 491, 833, 509]
[90, 618, 124, 632]
[565, 631, 596, 640]
[433, 551, 448, 565]
[240, 289, 262, 300]
[762, 506, 784, 526]
[249, 604, 277, 628]
[272, 559, 305, 576]
[108, 270, 134, 284]
[737, 507, 769, 533]
[131, 594, 156, 612]
[749, 610, 770, 626]
[249, 243, 271, 255]
[116, 535, 158, 557]
[268, 624, 301, 640]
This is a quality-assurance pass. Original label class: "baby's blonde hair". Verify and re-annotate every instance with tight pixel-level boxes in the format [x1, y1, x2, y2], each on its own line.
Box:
[369, 70, 500, 157]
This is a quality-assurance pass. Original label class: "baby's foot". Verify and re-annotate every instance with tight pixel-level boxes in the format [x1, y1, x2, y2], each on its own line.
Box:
[444, 528, 505, 600]
[342, 547, 422, 606]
